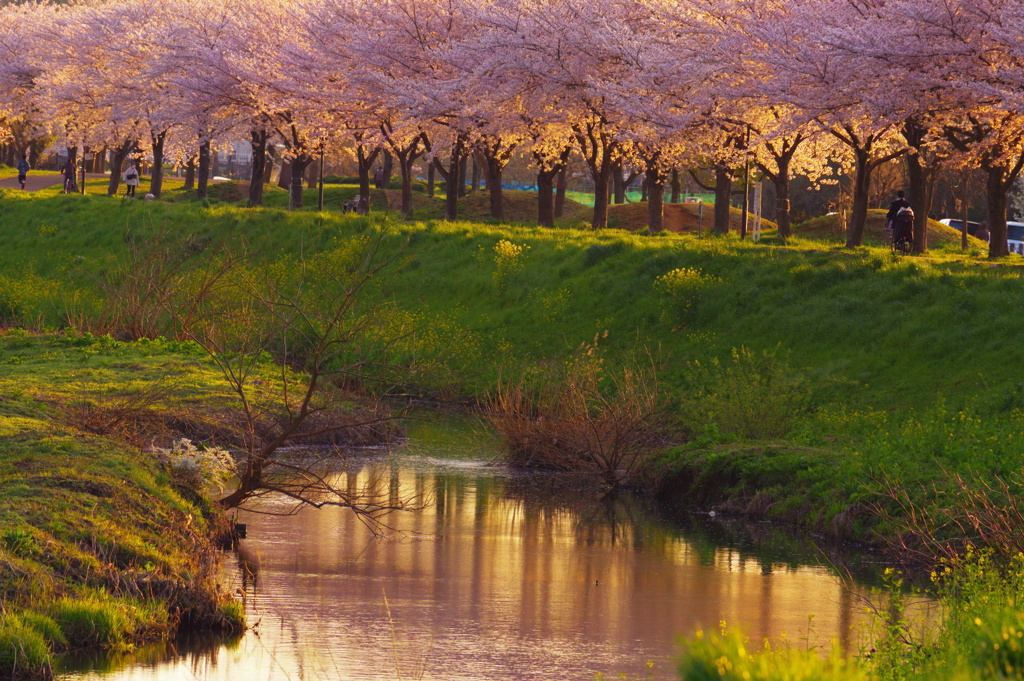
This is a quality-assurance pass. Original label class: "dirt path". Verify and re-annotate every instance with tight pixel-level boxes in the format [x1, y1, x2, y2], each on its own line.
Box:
[0, 173, 119, 193]
[0, 174, 63, 191]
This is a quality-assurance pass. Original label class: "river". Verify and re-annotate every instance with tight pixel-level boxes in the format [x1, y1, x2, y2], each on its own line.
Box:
[58, 413, 903, 681]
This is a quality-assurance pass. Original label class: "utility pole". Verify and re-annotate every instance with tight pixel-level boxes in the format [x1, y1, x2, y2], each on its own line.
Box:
[740, 126, 750, 240]
[317, 146, 325, 212]
[80, 146, 87, 195]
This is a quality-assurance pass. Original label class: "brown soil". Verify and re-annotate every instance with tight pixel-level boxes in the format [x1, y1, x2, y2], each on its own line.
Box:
[559, 200, 780, 235]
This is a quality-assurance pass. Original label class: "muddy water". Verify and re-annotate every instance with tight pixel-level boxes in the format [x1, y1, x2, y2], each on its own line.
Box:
[59, 416, 889, 681]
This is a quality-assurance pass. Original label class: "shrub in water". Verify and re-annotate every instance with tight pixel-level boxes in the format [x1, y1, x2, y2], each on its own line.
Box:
[487, 333, 666, 488]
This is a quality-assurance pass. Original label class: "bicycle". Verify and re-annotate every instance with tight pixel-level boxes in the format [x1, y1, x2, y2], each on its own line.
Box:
[891, 232, 912, 256]
[890, 208, 914, 256]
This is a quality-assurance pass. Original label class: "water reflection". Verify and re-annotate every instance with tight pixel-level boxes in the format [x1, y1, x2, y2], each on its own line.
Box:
[60, 453, 882, 681]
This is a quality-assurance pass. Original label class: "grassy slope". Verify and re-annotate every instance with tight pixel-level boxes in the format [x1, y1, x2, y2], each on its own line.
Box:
[1, 186, 1020, 407]
[4, 188, 1024, 542]
[0, 333, 243, 677]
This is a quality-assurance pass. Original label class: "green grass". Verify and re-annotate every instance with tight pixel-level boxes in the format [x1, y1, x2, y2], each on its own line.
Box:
[8, 189, 1024, 678]
[0, 332, 245, 677]
[676, 554, 1024, 681]
[4, 190, 1024, 540]
[0, 189, 1020, 409]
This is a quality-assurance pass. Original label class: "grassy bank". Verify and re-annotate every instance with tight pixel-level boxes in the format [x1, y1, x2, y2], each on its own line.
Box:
[6, 184, 1024, 677]
[1, 187, 1022, 541]
[0, 332, 245, 678]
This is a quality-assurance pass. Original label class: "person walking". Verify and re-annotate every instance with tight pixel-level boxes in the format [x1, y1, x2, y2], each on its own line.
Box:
[61, 157, 77, 194]
[16, 154, 29, 190]
[122, 161, 140, 197]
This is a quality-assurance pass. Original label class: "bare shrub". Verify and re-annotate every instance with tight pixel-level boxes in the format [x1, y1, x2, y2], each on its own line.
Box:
[88, 228, 238, 341]
[170, 226, 420, 530]
[61, 380, 177, 446]
[877, 470, 1024, 569]
[486, 334, 667, 489]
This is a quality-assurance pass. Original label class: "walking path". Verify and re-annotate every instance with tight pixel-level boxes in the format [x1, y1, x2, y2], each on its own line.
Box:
[0, 173, 116, 192]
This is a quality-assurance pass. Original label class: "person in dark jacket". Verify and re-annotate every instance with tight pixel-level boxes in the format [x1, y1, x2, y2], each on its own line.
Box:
[61, 158, 77, 194]
[16, 154, 29, 190]
[886, 190, 910, 231]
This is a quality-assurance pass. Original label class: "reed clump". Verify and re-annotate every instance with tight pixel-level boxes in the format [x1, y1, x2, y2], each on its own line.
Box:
[486, 335, 668, 489]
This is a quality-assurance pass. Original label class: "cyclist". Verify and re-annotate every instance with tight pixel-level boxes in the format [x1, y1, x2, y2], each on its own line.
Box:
[61, 157, 77, 194]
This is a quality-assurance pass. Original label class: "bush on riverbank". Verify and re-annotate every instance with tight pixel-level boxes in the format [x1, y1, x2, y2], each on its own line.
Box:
[486, 333, 667, 488]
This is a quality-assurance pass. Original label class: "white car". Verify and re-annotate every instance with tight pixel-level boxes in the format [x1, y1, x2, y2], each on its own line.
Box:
[939, 218, 983, 237]
[1007, 222, 1024, 255]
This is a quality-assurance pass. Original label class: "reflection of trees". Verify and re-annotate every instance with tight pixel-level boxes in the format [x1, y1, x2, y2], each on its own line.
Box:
[496, 473, 656, 549]
[493, 470, 877, 581]
[668, 512, 886, 585]
[58, 631, 241, 677]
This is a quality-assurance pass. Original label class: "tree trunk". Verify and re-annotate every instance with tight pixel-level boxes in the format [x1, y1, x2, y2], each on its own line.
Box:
[485, 157, 504, 221]
[107, 139, 133, 196]
[537, 169, 555, 227]
[277, 159, 292, 189]
[290, 153, 313, 209]
[593, 166, 611, 230]
[429, 136, 468, 220]
[906, 154, 935, 254]
[356, 144, 380, 213]
[427, 164, 435, 197]
[150, 131, 166, 199]
[248, 129, 268, 207]
[457, 156, 468, 198]
[400, 153, 417, 218]
[670, 168, 681, 203]
[93, 144, 106, 174]
[555, 167, 567, 218]
[772, 175, 792, 240]
[382, 150, 394, 189]
[471, 154, 481, 192]
[197, 141, 211, 199]
[772, 156, 792, 240]
[713, 166, 732, 234]
[986, 166, 1010, 258]
[613, 163, 626, 204]
[183, 156, 195, 190]
[443, 145, 462, 221]
[845, 149, 871, 247]
[263, 146, 275, 184]
[646, 165, 665, 234]
[903, 120, 936, 254]
[358, 164, 372, 212]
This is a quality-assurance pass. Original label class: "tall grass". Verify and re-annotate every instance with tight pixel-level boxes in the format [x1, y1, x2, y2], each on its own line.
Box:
[676, 554, 1024, 681]
[0, 614, 53, 679]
